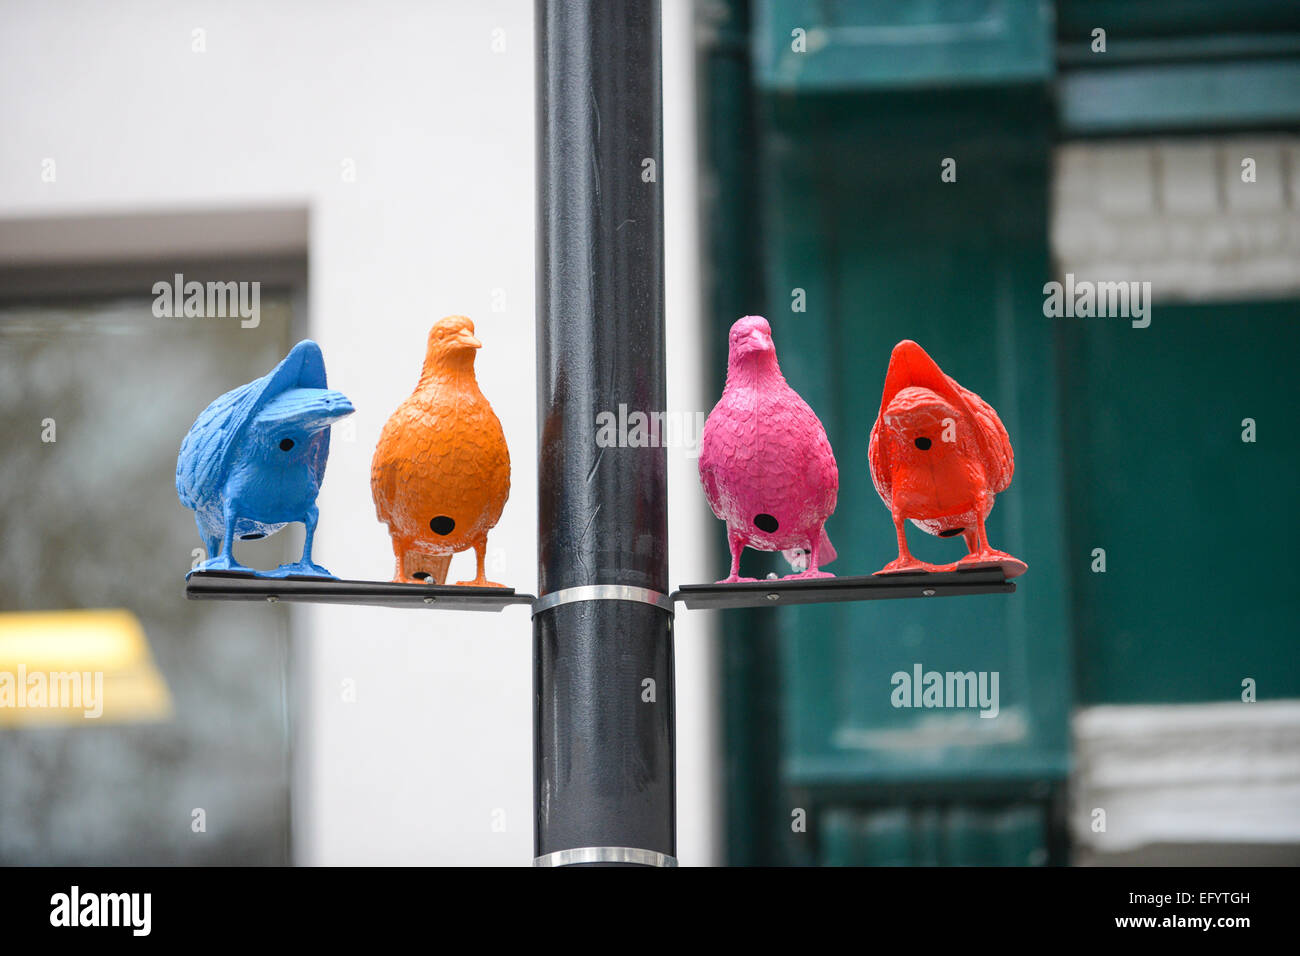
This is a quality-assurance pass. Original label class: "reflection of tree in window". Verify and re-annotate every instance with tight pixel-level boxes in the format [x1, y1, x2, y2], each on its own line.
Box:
[0, 295, 295, 864]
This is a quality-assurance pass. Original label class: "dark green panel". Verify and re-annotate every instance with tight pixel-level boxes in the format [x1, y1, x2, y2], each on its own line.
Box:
[1059, 60, 1300, 134]
[822, 807, 911, 866]
[1062, 299, 1300, 704]
[821, 803, 1049, 865]
[1054, 0, 1300, 133]
[708, 0, 1294, 868]
[755, 0, 1053, 92]
[1056, 0, 1300, 40]
[710, 1, 1069, 866]
[754, 92, 1071, 796]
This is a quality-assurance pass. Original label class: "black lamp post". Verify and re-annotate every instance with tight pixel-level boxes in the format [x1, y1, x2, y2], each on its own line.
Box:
[532, 0, 675, 866]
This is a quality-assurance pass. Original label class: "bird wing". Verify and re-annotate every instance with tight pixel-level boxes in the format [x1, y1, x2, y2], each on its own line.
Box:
[369, 395, 468, 525]
[176, 340, 329, 510]
[787, 390, 839, 497]
[698, 457, 724, 520]
[951, 377, 1013, 493]
[176, 379, 263, 509]
[309, 425, 331, 490]
[370, 417, 400, 523]
[696, 400, 729, 520]
[867, 417, 892, 507]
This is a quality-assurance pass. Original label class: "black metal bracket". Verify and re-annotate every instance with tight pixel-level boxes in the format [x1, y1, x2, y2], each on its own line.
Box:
[671, 568, 1014, 611]
[187, 567, 1012, 614]
[185, 570, 535, 613]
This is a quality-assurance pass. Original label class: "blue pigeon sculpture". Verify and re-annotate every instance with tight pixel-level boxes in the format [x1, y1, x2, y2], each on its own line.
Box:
[177, 340, 355, 578]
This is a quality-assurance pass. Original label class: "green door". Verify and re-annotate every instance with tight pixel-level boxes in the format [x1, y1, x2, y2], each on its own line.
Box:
[703, 0, 1300, 865]
[703, 0, 1071, 865]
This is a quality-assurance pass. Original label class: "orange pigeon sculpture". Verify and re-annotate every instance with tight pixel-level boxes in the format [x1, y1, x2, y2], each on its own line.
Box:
[868, 340, 1026, 579]
[371, 316, 510, 587]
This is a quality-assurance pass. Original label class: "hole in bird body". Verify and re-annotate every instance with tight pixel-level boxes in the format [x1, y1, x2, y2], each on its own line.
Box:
[753, 513, 779, 533]
[240, 532, 266, 540]
[938, 527, 965, 537]
[430, 515, 456, 536]
[279, 438, 295, 451]
[411, 571, 432, 581]
[914, 437, 932, 450]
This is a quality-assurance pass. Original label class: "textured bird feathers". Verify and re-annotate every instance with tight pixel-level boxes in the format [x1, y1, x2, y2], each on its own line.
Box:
[699, 342, 838, 559]
[371, 386, 510, 529]
[869, 340, 1012, 509]
[700, 383, 836, 523]
[371, 315, 512, 581]
[178, 379, 260, 509]
[176, 340, 330, 510]
[254, 386, 352, 490]
[958, 381, 1013, 493]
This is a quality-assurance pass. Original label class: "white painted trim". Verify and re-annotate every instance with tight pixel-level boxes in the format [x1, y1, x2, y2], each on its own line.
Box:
[1072, 701, 1300, 851]
[1051, 137, 1300, 302]
[0, 206, 308, 265]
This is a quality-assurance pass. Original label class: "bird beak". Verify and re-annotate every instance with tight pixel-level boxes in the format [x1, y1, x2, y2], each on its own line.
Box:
[256, 388, 355, 433]
[747, 330, 772, 352]
[301, 393, 356, 431]
[322, 393, 355, 421]
[456, 330, 482, 350]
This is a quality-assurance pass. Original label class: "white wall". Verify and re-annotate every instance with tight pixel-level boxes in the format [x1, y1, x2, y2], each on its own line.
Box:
[1052, 137, 1300, 300]
[0, 0, 717, 865]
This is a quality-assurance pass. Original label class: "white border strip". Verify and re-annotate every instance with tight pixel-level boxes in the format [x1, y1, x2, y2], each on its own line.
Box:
[533, 846, 678, 867]
[531, 584, 674, 617]
[1072, 701, 1300, 850]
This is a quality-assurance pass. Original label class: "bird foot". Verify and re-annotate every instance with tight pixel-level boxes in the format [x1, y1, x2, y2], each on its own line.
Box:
[192, 554, 251, 575]
[874, 557, 943, 576]
[268, 561, 337, 579]
[454, 578, 507, 589]
[396, 573, 436, 585]
[717, 575, 759, 584]
[781, 570, 834, 580]
[957, 550, 1028, 579]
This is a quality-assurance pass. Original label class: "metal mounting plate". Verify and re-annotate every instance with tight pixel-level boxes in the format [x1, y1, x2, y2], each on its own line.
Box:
[185, 570, 535, 613]
[671, 568, 1014, 610]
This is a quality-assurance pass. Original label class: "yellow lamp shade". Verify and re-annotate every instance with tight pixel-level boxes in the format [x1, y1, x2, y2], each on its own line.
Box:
[0, 609, 172, 726]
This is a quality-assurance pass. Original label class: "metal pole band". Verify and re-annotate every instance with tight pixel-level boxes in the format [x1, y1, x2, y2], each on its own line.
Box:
[531, 584, 675, 617]
[533, 846, 679, 867]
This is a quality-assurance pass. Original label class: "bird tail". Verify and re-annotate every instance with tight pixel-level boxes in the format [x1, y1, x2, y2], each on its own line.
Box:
[818, 529, 837, 565]
[782, 528, 836, 572]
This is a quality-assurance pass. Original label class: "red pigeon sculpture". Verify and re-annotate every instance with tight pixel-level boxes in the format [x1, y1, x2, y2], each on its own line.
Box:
[868, 340, 1026, 579]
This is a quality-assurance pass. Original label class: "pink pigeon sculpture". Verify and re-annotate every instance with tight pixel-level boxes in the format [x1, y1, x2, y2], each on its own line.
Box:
[699, 315, 839, 583]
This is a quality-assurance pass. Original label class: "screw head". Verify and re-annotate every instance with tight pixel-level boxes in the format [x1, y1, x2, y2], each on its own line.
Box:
[766, 592, 780, 602]
[423, 596, 436, 605]
[266, 595, 280, 604]
[922, 588, 936, 597]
